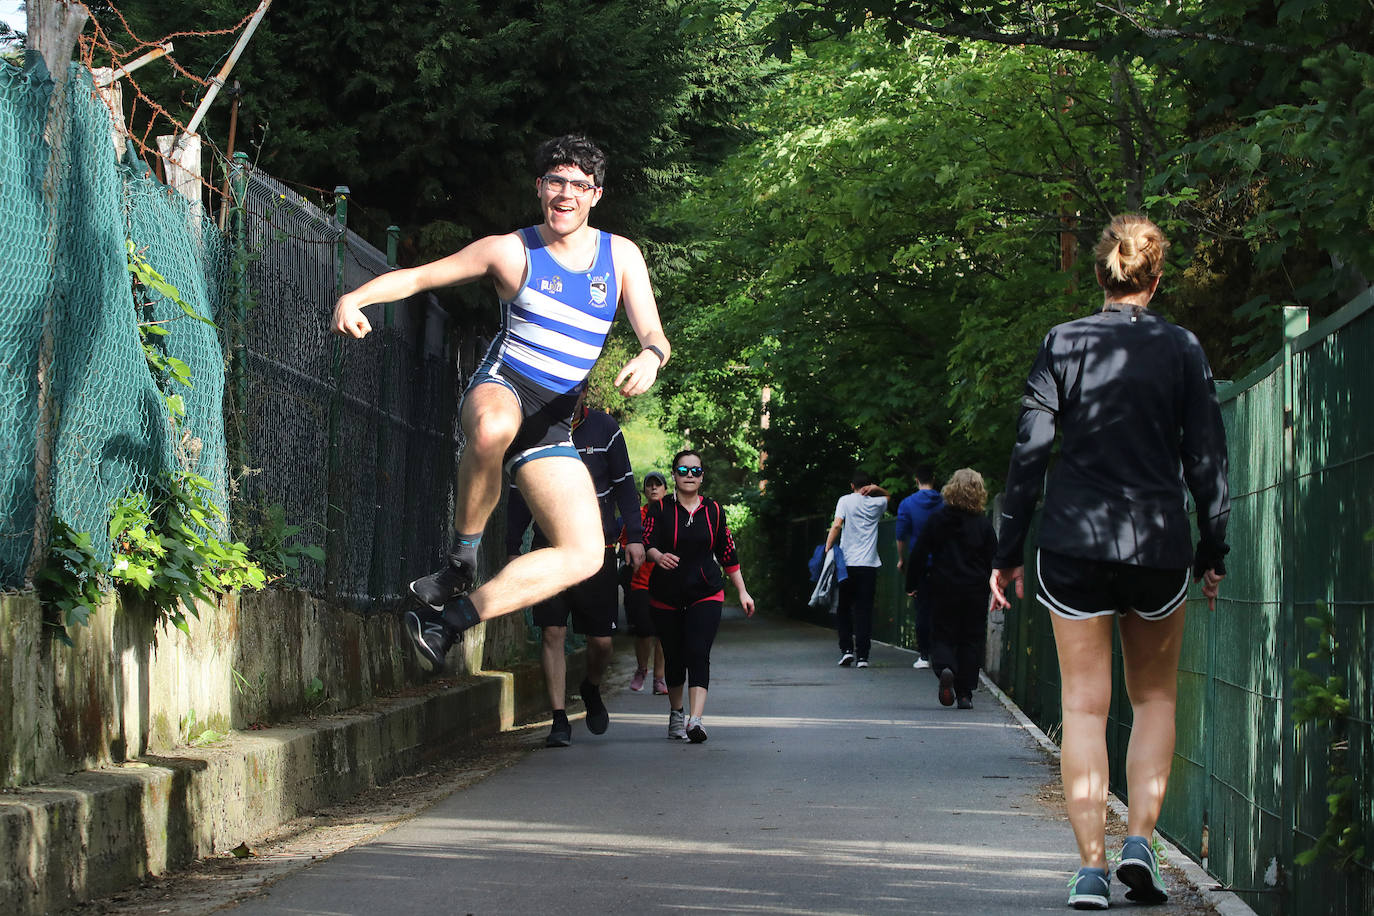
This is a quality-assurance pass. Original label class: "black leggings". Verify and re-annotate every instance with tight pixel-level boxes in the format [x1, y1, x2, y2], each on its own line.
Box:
[929, 587, 989, 699]
[650, 599, 723, 691]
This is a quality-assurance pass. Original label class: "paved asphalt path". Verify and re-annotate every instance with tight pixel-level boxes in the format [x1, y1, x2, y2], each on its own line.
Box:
[223, 610, 1085, 915]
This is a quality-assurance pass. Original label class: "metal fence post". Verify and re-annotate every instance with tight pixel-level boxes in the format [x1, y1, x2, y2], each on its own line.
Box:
[226, 151, 251, 476]
[324, 186, 350, 596]
[1279, 304, 1309, 898]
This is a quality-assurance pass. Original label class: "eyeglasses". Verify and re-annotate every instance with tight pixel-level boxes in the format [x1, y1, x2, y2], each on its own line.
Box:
[540, 174, 598, 197]
[674, 466, 705, 478]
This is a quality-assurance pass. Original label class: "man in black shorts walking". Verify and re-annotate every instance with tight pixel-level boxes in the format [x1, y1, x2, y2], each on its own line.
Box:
[506, 399, 643, 746]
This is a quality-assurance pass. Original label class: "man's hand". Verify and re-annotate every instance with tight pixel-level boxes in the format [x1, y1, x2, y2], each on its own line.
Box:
[614, 349, 660, 396]
[990, 567, 1024, 610]
[625, 542, 646, 569]
[332, 296, 372, 338]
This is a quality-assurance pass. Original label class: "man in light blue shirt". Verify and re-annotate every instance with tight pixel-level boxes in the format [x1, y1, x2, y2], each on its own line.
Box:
[825, 470, 890, 667]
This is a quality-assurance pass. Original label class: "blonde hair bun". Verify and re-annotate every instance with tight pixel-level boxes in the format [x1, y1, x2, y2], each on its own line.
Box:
[1093, 214, 1169, 295]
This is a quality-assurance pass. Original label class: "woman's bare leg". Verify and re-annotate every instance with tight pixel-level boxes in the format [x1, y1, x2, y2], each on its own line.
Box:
[1050, 613, 1116, 869]
[1118, 605, 1188, 838]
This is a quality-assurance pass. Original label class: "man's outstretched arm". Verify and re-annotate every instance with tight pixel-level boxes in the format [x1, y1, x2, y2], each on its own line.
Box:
[612, 236, 670, 396]
[332, 234, 523, 338]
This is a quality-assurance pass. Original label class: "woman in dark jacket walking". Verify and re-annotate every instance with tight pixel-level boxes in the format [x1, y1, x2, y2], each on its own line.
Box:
[990, 214, 1229, 910]
[905, 468, 997, 709]
[643, 449, 755, 743]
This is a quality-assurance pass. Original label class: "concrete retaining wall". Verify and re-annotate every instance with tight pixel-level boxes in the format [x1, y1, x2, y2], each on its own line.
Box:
[0, 589, 506, 788]
[0, 587, 558, 915]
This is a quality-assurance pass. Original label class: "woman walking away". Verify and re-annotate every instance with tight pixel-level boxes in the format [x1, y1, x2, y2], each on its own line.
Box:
[905, 469, 997, 710]
[990, 214, 1229, 910]
[643, 450, 756, 743]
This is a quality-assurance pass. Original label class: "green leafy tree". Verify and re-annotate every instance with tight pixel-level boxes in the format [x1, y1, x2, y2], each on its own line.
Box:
[97, 0, 764, 260]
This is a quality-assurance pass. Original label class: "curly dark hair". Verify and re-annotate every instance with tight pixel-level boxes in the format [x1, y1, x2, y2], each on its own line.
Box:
[534, 135, 607, 187]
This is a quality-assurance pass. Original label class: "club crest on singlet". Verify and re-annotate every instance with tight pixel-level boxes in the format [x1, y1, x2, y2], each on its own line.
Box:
[590, 276, 609, 306]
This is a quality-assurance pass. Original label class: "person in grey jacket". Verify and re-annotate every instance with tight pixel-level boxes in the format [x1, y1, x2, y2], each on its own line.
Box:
[990, 214, 1229, 910]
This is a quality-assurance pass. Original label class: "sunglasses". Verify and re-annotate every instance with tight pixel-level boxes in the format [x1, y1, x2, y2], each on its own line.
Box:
[674, 466, 705, 478]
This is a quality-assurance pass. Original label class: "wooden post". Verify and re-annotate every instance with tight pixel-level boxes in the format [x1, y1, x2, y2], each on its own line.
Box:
[156, 132, 203, 219]
[23, 0, 89, 587]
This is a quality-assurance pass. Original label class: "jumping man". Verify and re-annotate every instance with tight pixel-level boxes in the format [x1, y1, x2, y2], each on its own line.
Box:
[331, 135, 670, 671]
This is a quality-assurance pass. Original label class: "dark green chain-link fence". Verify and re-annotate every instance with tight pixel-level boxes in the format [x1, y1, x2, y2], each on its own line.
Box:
[230, 168, 465, 604]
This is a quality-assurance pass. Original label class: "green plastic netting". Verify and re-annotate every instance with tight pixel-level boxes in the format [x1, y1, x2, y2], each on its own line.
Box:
[0, 58, 228, 586]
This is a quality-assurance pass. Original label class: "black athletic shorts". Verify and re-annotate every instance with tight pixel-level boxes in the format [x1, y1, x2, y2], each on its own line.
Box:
[467, 351, 580, 475]
[532, 546, 619, 636]
[1035, 549, 1189, 621]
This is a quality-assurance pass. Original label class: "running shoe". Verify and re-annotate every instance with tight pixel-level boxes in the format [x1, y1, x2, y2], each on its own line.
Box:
[838, 652, 855, 667]
[402, 609, 454, 674]
[913, 656, 931, 669]
[652, 677, 668, 695]
[630, 667, 648, 692]
[938, 667, 956, 707]
[856, 658, 869, 668]
[546, 716, 572, 748]
[1117, 835, 1168, 903]
[1066, 866, 1110, 910]
[686, 716, 708, 743]
[956, 695, 973, 709]
[408, 555, 476, 612]
[580, 679, 609, 735]
[668, 708, 687, 740]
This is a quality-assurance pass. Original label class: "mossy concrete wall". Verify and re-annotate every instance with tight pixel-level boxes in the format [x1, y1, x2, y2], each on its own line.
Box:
[0, 589, 528, 788]
[0, 588, 558, 915]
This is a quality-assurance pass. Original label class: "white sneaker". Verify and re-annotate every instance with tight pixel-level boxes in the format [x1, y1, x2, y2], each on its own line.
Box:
[856, 659, 869, 668]
[913, 656, 931, 669]
[686, 716, 708, 743]
[838, 652, 855, 667]
[668, 708, 688, 740]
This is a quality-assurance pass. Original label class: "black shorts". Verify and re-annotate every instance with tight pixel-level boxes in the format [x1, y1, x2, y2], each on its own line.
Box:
[532, 546, 619, 636]
[467, 348, 580, 475]
[1035, 549, 1189, 621]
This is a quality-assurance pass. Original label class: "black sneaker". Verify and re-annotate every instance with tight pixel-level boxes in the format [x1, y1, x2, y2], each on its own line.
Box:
[546, 716, 572, 748]
[837, 652, 855, 667]
[408, 555, 476, 612]
[956, 695, 973, 709]
[938, 668, 955, 707]
[580, 679, 609, 735]
[403, 609, 454, 673]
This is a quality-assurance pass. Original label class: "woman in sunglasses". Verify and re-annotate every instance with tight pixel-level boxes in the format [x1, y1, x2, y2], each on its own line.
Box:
[642, 449, 756, 742]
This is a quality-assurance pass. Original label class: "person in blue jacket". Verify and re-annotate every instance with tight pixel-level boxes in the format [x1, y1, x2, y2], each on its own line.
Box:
[895, 464, 943, 669]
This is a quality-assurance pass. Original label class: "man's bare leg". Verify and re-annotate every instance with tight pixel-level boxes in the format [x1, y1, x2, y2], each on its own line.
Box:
[453, 384, 523, 536]
[542, 626, 573, 746]
[409, 383, 521, 612]
[467, 455, 604, 622]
